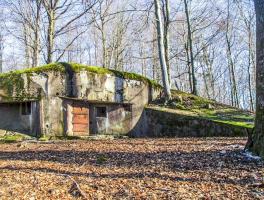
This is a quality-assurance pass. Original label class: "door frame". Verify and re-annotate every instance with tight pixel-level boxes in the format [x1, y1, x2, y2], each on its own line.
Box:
[64, 100, 90, 136]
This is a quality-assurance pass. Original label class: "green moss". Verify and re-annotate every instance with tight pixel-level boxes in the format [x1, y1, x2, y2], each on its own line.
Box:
[0, 63, 65, 78]
[38, 136, 51, 141]
[0, 62, 161, 90]
[66, 62, 162, 89]
[0, 72, 24, 97]
[52, 135, 82, 140]
[0, 134, 32, 143]
[0, 68, 41, 101]
[0, 62, 161, 101]
[170, 90, 215, 109]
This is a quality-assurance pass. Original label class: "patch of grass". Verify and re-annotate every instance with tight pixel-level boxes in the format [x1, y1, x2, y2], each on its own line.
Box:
[211, 120, 253, 129]
[0, 134, 30, 143]
[191, 108, 254, 128]
[38, 136, 52, 141]
[152, 89, 254, 129]
[170, 90, 216, 109]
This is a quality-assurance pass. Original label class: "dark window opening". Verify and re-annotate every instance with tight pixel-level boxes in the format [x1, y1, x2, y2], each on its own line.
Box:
[96, 107, 107, 118]
[124, 104, 132, 112]
[21, 102, 31, 115]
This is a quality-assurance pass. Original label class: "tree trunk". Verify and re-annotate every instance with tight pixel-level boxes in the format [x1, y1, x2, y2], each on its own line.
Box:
[47, 9, 55, 64]
[154, 0, 171, 100]
[184, 0, 197, 95]
[185, 42, 193, 93]
[23, 23, 31, 67]
[226, 0, 239, 107]
[226, 32, 239, 107]
[0, 32, 3, 73]
[248, 28, 254, 111]
[32, 1, 41, 67]
[101, 23, 107, 68]
[163, 0, 171, 85]
[247, 0, 264, 157]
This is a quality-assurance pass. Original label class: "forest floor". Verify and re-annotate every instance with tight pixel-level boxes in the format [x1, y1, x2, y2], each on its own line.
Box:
[0, 138, 263, 200]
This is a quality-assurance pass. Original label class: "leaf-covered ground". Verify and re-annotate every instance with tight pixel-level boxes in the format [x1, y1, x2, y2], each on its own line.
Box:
[0, 138, 263, 199]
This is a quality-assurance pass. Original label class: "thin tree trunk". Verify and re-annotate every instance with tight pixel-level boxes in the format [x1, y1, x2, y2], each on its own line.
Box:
[154, 0, 171, 100]
[163, 0, 171, 85]
[185, 42, 193, 93]
[101, 23, 107, 68]
[23, 23, 31, 67]
[202, 46, 215, 99]
[226, 32, 239, 107]
[184, 0, 197, 95]
[32, 1, 41, 67]
[152, 27, 160, 82]
[226, 0, 239, 107]
[47, 9, 55, 64]
[248, 28, 254, 111]
[247, 0, 264, 157]
[0, 32, 3, 73]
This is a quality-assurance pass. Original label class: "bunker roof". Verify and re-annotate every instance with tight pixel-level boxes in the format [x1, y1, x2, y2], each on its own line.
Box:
[0, 62, 161, 89]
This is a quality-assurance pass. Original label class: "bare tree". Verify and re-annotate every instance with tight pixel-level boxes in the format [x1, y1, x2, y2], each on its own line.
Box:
[42, 0, 97, 63]
[91, 0, 114, 68]
[154, 0, 171, 100]
[0, 0, 258, 112]
[0, 29, 3, 73]
[225, 0, 239, 107]
[183, 0, 197, 95]
[0, 8, 4, 73]
[235, 0, 256, 111]
[247, 0, 264, 157]
[162, 0, 171, 84]
[6, 0, 42, 67]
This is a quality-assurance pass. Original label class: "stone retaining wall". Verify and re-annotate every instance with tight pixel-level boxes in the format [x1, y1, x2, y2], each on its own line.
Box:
[131, 108, 251, 137]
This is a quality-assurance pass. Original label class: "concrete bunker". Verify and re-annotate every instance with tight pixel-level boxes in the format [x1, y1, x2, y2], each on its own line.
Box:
[0, 63, 161, 137]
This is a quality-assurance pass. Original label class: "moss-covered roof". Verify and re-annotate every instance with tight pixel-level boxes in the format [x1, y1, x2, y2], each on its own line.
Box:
[151, 90, 254, 129]
[0, 62, 162, 89]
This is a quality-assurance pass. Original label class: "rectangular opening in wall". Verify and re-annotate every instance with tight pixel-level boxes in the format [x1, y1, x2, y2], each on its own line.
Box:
[124, 104, 132, 112]
[96, 107, 107, 118]
[21, 102, 31, 115]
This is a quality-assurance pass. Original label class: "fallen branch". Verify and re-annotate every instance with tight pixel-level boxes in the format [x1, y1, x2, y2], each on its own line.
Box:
[65, 175, 88, 199]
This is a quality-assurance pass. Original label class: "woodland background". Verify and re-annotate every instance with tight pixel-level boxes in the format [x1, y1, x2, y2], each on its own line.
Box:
[0, 0, 256, 110]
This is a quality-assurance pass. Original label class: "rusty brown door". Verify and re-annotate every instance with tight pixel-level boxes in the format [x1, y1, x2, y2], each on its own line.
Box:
[72, 102, 89, 136]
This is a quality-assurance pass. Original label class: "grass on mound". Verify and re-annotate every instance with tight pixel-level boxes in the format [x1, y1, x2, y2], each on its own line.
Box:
[152, 90, 254, 129]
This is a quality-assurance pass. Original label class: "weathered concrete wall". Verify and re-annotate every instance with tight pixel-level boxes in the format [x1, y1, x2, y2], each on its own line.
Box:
[0, 71, 66, 102]
[89, 104, 132, 135]
[131, 108, 251, 137]
[0, 102, 40, 136]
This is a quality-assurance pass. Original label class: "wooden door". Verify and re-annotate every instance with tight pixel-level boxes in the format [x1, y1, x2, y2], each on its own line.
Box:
[72, 102, 89, 136]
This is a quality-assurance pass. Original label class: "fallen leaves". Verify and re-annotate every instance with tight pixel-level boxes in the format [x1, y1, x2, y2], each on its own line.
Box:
[0, 138, 263, 199]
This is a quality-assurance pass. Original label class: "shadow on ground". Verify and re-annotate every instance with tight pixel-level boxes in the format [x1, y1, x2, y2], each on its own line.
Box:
[0, 146, 263, 187]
